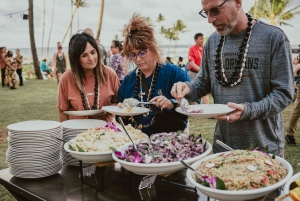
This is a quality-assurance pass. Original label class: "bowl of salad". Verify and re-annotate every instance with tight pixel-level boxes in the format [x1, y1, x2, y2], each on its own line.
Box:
[186, 150, 293, 201]
[111, 132, 212, 175]
[64, 122, 148, 163]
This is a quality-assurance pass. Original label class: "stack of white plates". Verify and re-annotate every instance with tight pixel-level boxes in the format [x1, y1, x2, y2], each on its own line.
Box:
[61, 119, 106, 166]
[6, 120, 62, 178]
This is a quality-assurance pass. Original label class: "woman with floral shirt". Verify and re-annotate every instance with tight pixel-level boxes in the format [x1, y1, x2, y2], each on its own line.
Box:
[110, 40, 125, 83]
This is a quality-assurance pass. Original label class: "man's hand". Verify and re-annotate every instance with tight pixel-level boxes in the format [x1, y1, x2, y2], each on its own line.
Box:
[214, 102, 244, 123]
[170, 82, 190, 100]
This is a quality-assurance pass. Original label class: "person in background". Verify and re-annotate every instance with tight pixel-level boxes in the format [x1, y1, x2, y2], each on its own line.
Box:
[15, 49, 23, 86]
[286, 57, 300, 145]
[40, 59, 57, 78]
[107, 49, 113, 66]
[0, 47, 7, 87]
[57, 32, 119, 122]
[53, 46, 68, 81]
[117, 13, 190, 136]
[4, 50, 18, 89]
[177, 56, 185, 70]
[188, 33, 209, 104]
[165, 56, 173, 64]
[171, 0, 294, 157]
[110, 40, 125, 83]
[95, 38, 108, 66]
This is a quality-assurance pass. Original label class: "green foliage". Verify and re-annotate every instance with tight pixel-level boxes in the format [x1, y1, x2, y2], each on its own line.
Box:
[249, 0, 300, 27]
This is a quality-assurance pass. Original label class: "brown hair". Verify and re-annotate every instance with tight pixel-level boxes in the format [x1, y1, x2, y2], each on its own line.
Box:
[122, 13, 163, 64]
[68, 32, 106, 93]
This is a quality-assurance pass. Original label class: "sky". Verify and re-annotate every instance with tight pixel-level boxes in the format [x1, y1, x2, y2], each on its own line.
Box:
[0, 0, 299, 51]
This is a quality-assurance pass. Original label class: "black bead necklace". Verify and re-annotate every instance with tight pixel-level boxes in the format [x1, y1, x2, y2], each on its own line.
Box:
[134, 64, 159, 101]
[214, 13, 254, 87]
[80, 76, 100, 110]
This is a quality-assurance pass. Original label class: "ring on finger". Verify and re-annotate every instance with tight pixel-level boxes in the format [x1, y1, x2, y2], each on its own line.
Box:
[226, 115, 230, 122]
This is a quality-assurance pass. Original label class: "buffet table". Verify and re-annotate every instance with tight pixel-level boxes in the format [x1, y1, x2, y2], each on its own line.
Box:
[0, 163, 281, 201]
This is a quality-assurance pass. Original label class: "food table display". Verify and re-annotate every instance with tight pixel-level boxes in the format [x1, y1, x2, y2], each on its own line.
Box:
[1, 104, 297, 201]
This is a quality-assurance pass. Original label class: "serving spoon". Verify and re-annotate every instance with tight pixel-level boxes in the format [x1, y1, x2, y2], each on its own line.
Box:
[118, 117, 138, 151]
[180, 160, 204, 176]
[123, 98, 156, 107]
[216, 140, 234, 151]
[180, 98, 189, 112]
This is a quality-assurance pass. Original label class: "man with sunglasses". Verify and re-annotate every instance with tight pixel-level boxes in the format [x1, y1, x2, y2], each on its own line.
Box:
[172, 0, 294, 157]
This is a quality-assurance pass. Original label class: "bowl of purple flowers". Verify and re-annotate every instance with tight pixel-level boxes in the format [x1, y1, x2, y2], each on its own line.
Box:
[111, 131, 212, 175]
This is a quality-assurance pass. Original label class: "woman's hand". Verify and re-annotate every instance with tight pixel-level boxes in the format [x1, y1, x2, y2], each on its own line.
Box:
[117, 102, 123, 108]
[150, 96, 173, 110]
[89, 111, 107, 119]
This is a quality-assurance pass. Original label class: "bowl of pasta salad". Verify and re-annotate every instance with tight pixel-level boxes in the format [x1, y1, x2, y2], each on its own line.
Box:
[186, 150, 293, 201]
[64, 122, 148, 163]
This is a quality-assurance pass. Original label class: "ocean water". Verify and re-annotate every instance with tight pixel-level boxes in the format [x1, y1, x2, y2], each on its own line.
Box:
[8, 45, 192, 64]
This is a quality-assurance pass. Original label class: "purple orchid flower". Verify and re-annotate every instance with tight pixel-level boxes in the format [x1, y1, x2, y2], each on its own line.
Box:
[205, 177, 217, 189]
[131, 152, 143, 163]
[252, 147, 269, 156]
[115, 151, 126, 160]
[100, 122, 121, 132]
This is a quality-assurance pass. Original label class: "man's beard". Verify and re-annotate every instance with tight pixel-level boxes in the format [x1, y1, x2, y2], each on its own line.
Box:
[217, 13, 238, 36]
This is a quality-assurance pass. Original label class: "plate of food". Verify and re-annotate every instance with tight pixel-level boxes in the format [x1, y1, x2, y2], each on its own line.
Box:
[186, 150, 293, 201]
[175, 104, 235, 118]
[63, 110, 104, 116]
[64, 122, 148, 163]
[101, 106, 150, 116]
[281, 172, 300, 201]
[112, 132, 212, 175]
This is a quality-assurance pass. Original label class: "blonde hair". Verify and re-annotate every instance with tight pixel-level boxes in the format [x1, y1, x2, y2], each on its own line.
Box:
[122, 13, 164, 64]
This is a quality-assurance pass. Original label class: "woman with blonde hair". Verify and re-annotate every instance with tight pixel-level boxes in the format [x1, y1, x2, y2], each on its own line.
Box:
[117, 13, 190, 136]
[57, 32, 120, 122]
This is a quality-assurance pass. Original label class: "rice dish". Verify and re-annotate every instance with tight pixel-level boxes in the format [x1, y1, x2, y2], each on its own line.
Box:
[196, 150, 286, 190]
[69, 122, 147, 152]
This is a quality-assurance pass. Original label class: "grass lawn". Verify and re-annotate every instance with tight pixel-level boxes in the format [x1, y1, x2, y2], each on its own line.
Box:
[0, 78, 299, 200]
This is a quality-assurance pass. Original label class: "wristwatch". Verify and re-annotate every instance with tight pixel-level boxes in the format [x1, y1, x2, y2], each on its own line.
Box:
[170, 99, 178, 110]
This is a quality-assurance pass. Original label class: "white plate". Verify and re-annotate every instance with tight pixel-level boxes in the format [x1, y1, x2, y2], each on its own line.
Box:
[62, 119, 106, 129]
[63, 110, 104, 116]
[176, 104, 235, 118]
[102, 106, 150, 116]
[112, 140, 212, 175]
[186, 152, 293, 201]
[7, 120, 61, 131]
[283, 172, 300, 201]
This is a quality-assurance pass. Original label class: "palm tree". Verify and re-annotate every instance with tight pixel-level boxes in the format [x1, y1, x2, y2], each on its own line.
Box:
[61, 0, 82, 44]
[173, 20, 188, 57]
[156, 13, 165, 42]
[96, 0, 105, 39]
[47, 0, 55, 59]
[40, 0, 45, 59]
[74, 0, 88, 31]
[163, 28, 176, 56]
[249, 0, 300, 27]
[28, 0, 42, 79]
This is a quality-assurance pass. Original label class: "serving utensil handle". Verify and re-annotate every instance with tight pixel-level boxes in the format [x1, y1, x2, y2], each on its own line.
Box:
[118, 117, 138, 150]
[216, 140, 234, 151]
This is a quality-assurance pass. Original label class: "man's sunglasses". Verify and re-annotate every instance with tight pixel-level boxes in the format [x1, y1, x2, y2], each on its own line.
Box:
[129, 50, 147, 60]
[199, 0, 229, 18]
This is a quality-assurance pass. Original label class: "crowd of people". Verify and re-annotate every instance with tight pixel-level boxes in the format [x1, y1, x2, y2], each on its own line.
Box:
[1, 0, 298, 156]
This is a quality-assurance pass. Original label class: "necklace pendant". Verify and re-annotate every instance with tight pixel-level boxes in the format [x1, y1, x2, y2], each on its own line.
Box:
[87, 92, 94, 96]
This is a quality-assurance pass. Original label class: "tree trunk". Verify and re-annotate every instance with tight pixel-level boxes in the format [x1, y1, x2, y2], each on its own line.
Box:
[28, 0, 42, 79]
[47, 0, 55, 59]
[41, 0, 45, 59]
[96, 0, 105, 39]
[62, 0, 81, 44]
[77, 8, 79, 30]
[254, 0, 257, 18]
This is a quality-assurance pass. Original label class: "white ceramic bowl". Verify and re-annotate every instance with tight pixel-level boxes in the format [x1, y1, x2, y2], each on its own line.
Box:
[186, 152, 293, 201]
[64, 139, 113, 163]
[283, 172, 300, 201]
[112, 140, 212, 175]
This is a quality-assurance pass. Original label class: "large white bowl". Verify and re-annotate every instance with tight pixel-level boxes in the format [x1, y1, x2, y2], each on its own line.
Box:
[283, 172, 300, 201]
[64, 139, 113, 163]
[186, 152, 293, 201]
[112, 140, 212, 175]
